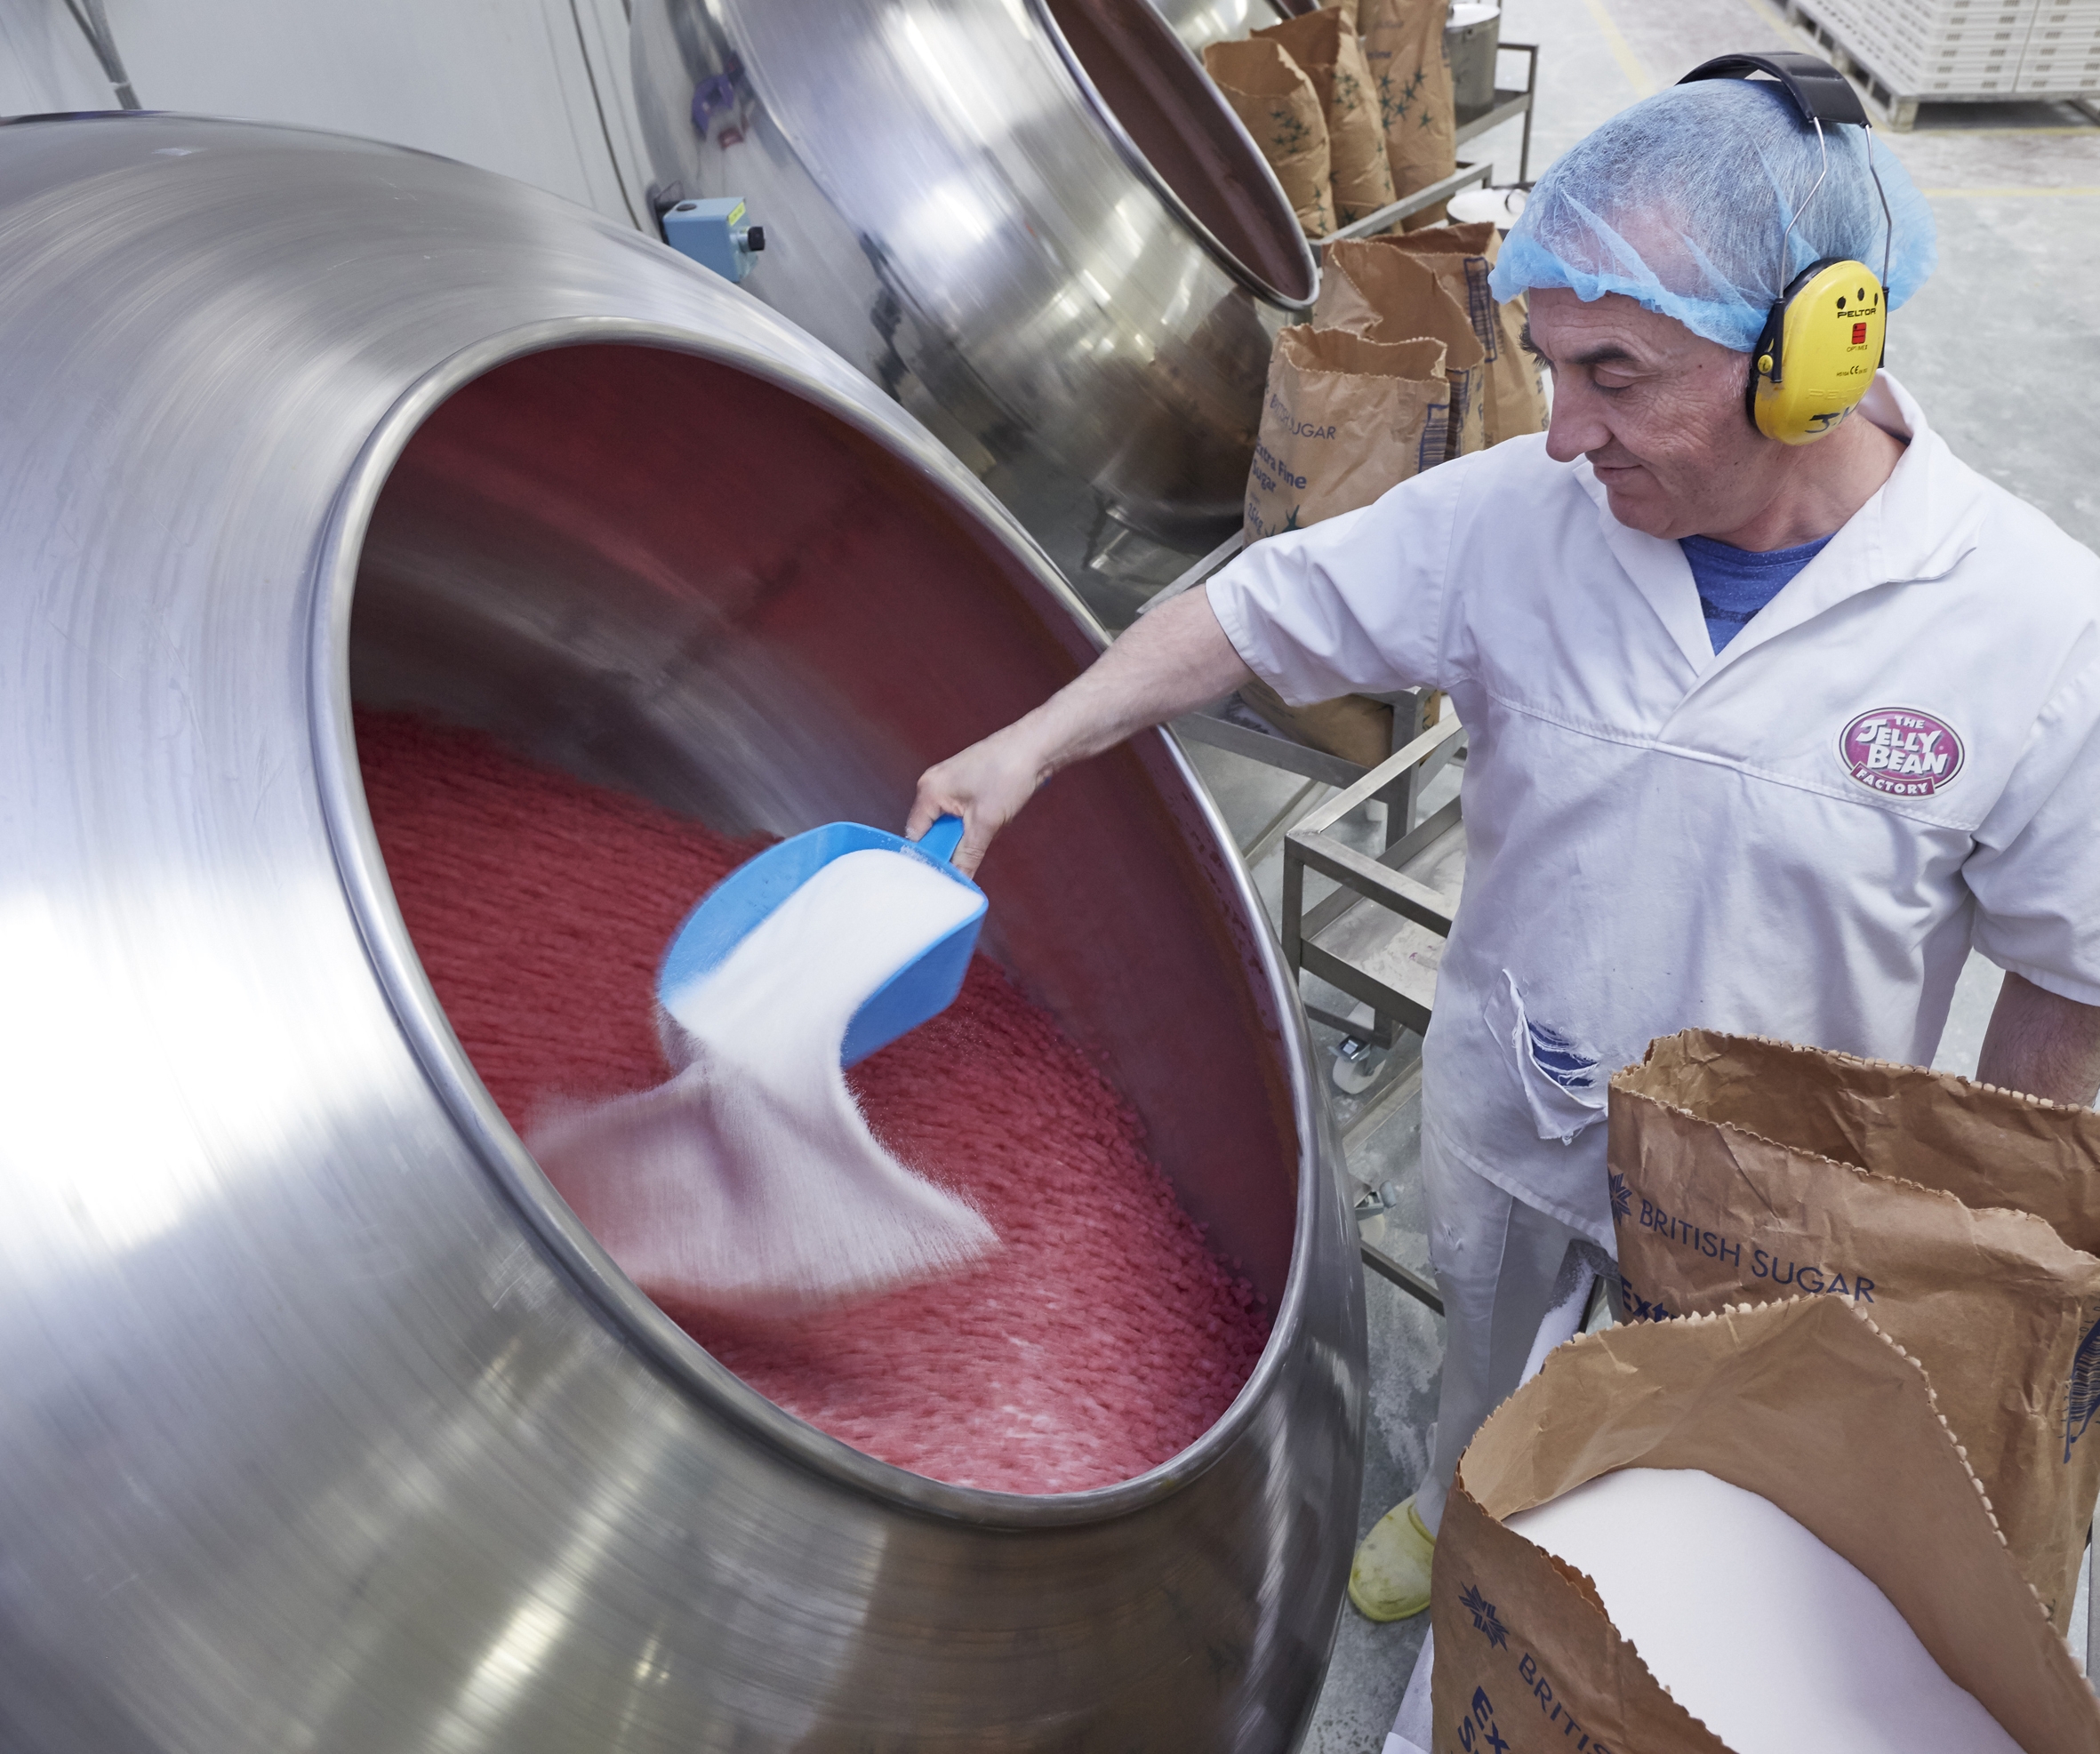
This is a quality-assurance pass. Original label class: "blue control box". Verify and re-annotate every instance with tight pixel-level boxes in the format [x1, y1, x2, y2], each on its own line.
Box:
[661, 196, 765, 283]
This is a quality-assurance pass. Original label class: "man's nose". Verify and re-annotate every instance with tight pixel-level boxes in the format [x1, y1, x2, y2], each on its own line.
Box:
[1543, 377, 1607, 464]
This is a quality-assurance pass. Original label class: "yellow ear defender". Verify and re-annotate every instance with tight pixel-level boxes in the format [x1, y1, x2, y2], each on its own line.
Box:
[1747, 258, 1886, 445]
[1679, 53, 1896, 446]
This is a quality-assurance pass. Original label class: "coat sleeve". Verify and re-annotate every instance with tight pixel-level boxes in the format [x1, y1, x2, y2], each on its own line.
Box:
[1204, 455, 1466, 707]
[1965, 619, 2100, 1008]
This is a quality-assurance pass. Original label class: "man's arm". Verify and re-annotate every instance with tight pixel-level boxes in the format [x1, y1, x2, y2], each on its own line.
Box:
[906, 589, 1253, 876]
[1976, 973, 2100, 1107]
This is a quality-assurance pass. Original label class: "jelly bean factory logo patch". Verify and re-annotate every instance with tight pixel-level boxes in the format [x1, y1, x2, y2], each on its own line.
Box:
[1840, 707, 1964, 797]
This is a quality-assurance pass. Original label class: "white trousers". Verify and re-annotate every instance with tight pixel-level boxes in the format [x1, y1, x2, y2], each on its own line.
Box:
[1410, 1125, 1604, 1537]
[1386, 1133, 1614, 1754]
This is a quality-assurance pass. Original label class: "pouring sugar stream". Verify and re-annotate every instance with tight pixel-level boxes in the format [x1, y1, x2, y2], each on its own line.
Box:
[528, 815, 1001, 1318]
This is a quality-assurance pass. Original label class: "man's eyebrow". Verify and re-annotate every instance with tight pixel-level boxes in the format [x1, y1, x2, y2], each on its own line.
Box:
[1519, 320, 1639, 370]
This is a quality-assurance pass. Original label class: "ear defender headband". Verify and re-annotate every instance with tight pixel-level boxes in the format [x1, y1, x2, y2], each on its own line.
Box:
[1679, 52, 1895, 446]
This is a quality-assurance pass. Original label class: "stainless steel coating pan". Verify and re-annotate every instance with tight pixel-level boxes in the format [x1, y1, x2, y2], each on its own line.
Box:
[629, 0, 1320, 620]
[0, 114, 1364, 1752]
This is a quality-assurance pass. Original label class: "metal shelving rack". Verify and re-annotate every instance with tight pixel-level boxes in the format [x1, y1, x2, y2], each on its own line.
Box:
[1453, 39, 1539, 185]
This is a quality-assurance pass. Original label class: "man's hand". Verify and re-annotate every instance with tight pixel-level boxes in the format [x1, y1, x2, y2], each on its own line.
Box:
[905, 588, 1254, 877]
[907, 723, 1053, 877]
[1977, 972, 2100, 1107]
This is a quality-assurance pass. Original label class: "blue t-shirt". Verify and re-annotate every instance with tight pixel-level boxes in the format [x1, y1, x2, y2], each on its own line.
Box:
[1680, 533, 1832, 653]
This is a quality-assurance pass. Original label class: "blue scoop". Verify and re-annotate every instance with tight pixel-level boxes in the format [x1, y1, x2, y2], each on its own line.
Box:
[656, 814, 985, 1069]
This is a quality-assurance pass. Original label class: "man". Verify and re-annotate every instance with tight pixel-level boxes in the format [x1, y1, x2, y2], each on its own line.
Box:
[908, 71, 2100, 1619]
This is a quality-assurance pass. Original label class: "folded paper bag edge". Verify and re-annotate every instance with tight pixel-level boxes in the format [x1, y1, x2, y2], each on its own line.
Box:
[1608, 1025, 2100, 1621]
[1607, 1075, 2100, 1264]
[1434, 1296, 2097, 1754]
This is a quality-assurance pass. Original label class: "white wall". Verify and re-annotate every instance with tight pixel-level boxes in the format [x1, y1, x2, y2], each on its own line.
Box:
[0, 0, 653, 228]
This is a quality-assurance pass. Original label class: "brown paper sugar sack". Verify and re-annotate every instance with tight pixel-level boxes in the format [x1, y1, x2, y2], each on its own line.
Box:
[1609, 1029, 2100, 1627]
[1431, 1296, 2100, 1754]
[1317, 237, 1487, 461]
[1356, 222, 1548, 446]
[1202, 39, 1335, 239]
[1236, 681, 1397, 770]
[1244, 325, 1447, 543]
[1254, 10, 1396, 226]
[1359, 0, 1457, 226]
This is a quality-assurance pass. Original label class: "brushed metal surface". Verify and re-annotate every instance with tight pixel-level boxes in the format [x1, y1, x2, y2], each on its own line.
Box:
[1150, 0, 1299, 55]
[0, 114, 1365, 1751]
[629, 0, 1319, 623]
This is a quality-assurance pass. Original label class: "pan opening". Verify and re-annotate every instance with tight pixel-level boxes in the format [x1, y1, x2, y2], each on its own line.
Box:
[1153, 0, 1312, 57]
[336, 337, 1303, 1506]
[1038, 0, 1317, 307]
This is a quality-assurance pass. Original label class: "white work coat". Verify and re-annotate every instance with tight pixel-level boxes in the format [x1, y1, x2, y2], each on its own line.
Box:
[1207, 376, 2100, 1248]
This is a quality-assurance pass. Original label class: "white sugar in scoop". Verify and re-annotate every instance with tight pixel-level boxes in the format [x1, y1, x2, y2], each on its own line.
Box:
[1505, 1468, 2022, 1754]
[530, 848, 998, 1318]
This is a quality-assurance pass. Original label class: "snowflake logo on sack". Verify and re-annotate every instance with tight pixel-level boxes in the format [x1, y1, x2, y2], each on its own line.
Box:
[1839, 707, 1965, 797]
[1617, 1275, 1673, 1323]
[1379, 68, 1426, 130]
[1608, 1171, 1632, 1221]
[1459, 1583, 1509, 1649]
[2065, 1313, 2100, 1462]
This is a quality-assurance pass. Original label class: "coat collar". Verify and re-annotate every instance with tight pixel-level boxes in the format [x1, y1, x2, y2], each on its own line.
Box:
[1574, 373, 1991, 687]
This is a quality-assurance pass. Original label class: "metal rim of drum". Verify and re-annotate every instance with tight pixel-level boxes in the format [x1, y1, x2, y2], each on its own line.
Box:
[306, 313, 1325, 1532]
[1026, 0, 1319, 311]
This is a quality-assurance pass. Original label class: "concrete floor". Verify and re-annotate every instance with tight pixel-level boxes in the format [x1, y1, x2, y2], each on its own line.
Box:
[1173, 6, 2100, 1742]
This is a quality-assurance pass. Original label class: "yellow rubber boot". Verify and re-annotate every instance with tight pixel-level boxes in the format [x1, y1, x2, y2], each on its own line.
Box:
[1347, 1495, 1436, 1622]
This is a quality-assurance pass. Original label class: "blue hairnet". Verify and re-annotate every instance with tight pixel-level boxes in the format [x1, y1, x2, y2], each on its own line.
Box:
[1487, 79, 1936, 352]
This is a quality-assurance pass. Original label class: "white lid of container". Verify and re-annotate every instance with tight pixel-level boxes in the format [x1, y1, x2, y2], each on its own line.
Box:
[1447, 185, 1527, 228]
[1447, 4, 1500, 27]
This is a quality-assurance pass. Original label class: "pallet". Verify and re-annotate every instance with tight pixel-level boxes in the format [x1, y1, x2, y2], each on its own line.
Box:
[1783, 0, 2099, 129]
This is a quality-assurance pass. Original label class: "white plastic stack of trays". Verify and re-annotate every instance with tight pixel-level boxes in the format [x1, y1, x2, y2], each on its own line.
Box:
[1797, 0, 2099, 110]
[2021, 0, 2100, 93]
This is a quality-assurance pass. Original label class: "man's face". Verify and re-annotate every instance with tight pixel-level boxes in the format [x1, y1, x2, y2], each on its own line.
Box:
[1527, 288, 1782, 540]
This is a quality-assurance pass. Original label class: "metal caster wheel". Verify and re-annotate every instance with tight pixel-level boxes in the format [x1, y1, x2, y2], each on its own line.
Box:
[1332, 1004, 1386, 1094]
[1333, 1037, 1386, 1094]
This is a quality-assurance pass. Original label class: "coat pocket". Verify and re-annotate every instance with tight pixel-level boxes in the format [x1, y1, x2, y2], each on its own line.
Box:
[1483, 969, 1607, 1144]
